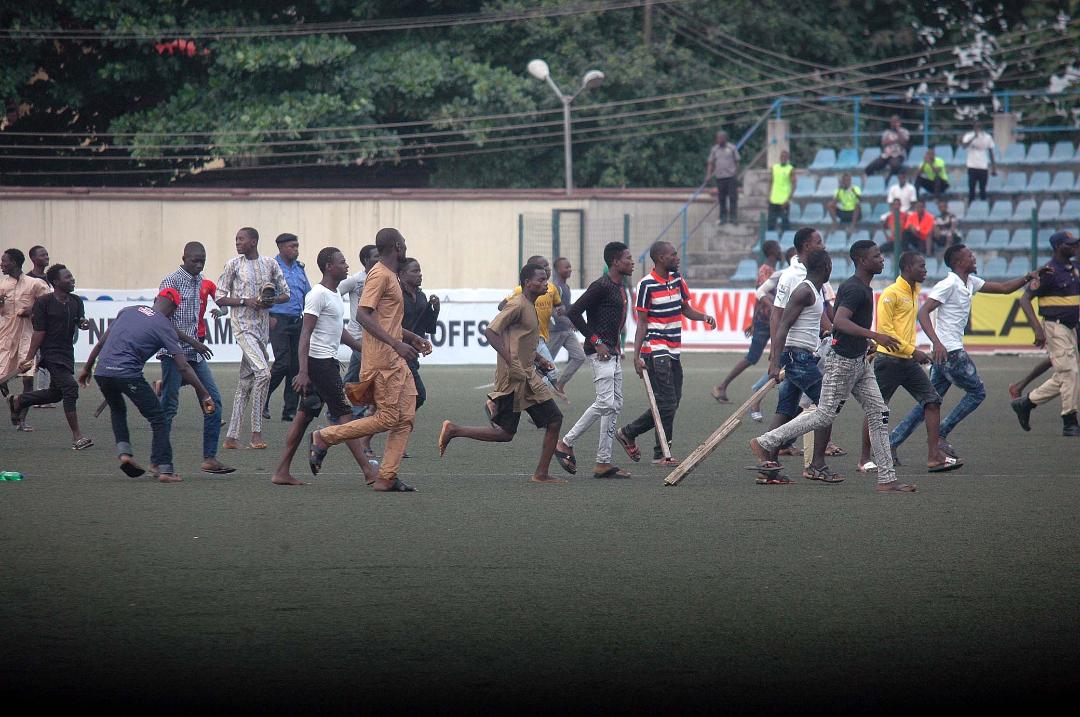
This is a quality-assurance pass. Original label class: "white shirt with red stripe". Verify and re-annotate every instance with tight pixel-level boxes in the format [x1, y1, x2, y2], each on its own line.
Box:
[636, 270, 690, 359]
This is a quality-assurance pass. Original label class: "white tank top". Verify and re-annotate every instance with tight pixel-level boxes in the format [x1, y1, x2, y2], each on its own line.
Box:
[786, 279, 823, 351]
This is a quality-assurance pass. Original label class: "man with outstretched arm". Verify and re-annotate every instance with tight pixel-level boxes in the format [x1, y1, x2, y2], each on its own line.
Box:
[615, 241, 716, 467]
[890, 243, 1050, 451]
[307, 228, 431, 492]
[78, 289, 216, 483]
[8, 264, 92, 449]
[751, 240, 916, 493]
[438, 263, 570, 484]
[271, 247, 380, 486]
[554, 242, 634, 479]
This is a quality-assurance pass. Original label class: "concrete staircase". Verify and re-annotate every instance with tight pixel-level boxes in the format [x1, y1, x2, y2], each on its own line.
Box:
[681, 168, 771, 286]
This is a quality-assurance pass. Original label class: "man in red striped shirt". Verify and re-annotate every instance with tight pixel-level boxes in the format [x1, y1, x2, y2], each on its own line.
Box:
[615, 241, 716, 467]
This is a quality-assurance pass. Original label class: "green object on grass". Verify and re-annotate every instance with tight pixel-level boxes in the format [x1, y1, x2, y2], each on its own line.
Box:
[0, 471, 23, 481]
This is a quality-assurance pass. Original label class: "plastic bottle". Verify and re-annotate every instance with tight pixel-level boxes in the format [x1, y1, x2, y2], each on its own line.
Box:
[0, 471, 24, 481]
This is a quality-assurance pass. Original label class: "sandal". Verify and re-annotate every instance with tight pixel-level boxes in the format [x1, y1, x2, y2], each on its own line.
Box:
[748, 461, 791, 485]
[711, 386, 731, 403]
[380, 478, 416, 492]
[927, 455, 964, 473]
[7, 395, 21, 426]
[554, 448, 577, 475]
[651, 456, 681, 467]
[803, 464, 845, 483]
[592, 466, 631, 479]
[308, 432, 328, 476]
[824, 442, 847, 457]
[614, 427, 641, 463]
[72, 437, 94, 450]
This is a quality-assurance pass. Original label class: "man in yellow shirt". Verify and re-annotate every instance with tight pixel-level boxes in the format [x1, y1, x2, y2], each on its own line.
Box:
[827, 173, 862, 229]
[915, 147, 950, 199]
[766, 150, 796, 232]
[857, 252, 961, 473]
[500, 255, 563, 394]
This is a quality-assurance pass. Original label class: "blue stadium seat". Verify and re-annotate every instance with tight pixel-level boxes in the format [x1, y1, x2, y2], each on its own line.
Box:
[813, 175, 839, 198]
[1011, 199, 1036, 222]
[1038, 228, 1055, 247]
[1027, 171, 1051, 193]
[1000, 143, 1026, 165]
[965, 201, 990, 221]
[862, 175, 886, 197]
[788, 203, 802, 221]
[965, 229, 987, 248]
[810, 149, 837, 170]
[988, 200, 1013, 222]
[831, 257, 853, 281]
[1049, 141, 1075, 164]
[826, 230, 848, 251]
[871, 202, 890, 221]
[1003, 173, 1027, 193]
[986, 174, 1006, 194]
[947, 200, 966, 219]
[882, 258, 895, 278]
[1039, 199, 1061, 222]
[872, 230, 887, 246]
[834, 147, 859, 169]
[1025, 142, 1050, 164]
[780, 230, 797, 251]
[849, 230, 870, 246]
[1008, 229, 1034, 250]
[764, 230, 780, 243]
[982, 256, 1008, 279]
[923, 257, 939, 278]
[933, 145, 954, 164]
[730, 259, 759, 282]
[1005, 256, 1029, 277]
[1061, 199, 1080, 221]
[907, 145, 927, 167]
[950, 147, 967, 167]
[927, 202, 940, 216]
[860, 202, 874, 223]
[793, 176, 817, 198]
[1051, 171, 1075, 192]
[95, 295, 113, 301]
[800, 203, 826, 223]
[985, 229, 1010, 249]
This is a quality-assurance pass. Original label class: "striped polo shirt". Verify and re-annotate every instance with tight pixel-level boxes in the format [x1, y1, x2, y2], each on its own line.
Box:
[1031, 257, 1080, 328]
[636, 270, 690, 359]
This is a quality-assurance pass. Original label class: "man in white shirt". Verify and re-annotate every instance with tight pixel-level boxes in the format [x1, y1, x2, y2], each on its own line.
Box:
[961, 120, 997, 202]
[889, 243, 1045, 459]
[885, 170, 918, 212]
[270, 247, 375, 486]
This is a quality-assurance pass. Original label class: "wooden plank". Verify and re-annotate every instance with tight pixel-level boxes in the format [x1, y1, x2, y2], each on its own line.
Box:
[641, 367, 671, 460]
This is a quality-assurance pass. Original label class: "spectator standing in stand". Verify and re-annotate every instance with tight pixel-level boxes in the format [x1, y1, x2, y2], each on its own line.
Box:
[706, 131, 740, 225]
[864, 115, 911, 179]
[961, 120, 996, 203]
[766, 150, 796, 233]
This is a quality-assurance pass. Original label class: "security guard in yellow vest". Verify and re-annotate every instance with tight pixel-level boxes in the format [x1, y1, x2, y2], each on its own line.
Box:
[766, 150, 795, 232]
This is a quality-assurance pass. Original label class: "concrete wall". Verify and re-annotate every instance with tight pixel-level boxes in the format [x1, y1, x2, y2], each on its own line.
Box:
[0, 187, 706, 290]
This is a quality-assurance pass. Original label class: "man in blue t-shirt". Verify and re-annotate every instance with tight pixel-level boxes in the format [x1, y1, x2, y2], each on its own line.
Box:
[78, 288, 216, 483]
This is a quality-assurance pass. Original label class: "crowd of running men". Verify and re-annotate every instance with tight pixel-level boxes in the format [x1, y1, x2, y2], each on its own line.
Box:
[2, 225, 1077, 489]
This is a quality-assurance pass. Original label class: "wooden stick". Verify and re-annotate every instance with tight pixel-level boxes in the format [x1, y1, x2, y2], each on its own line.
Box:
[663, 370, 785, 486]
[641, 367, 672, 460]
[93, 398, 107, 418]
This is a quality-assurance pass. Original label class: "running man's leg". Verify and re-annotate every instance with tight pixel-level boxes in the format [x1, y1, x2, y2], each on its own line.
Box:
[553, 332, 586, 393]
[95, 376, 136, 464]
[1009, 358, 1052, 399]
[226, 351, 255, 442]
[937, 350, 987, 437]
[1027, 322, 1079, 416]
[847, 361, 907, 488]
[123, 376, 176, 479]
[190, 360, 225, 462]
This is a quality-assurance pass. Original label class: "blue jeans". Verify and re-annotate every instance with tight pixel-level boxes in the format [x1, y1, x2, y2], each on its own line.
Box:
[775, 348, 823, 417]
[891, 348, 986, 446]
[96, 375, 174, 474]
[159, 357, 222, 459]
[344, 350, 367, 419]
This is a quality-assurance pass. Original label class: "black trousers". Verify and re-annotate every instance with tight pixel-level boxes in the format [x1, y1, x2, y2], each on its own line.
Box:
[715, 177, 738, 223]
[623, 354, 684, 459]
[915, 175, 949, 199]
[865, 154, 904, 179]
[18, 358, 78, 412]
[766, 203, 789, 232]
[267, 313, 302, 416]
[967, 168, 989, 202]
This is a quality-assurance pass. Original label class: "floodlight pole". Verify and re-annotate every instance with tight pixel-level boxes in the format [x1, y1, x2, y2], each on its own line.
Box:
[530, 62, 603, 197]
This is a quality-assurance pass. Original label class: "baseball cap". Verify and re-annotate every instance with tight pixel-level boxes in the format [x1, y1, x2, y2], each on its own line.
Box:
[158, 287, 182, 306]
[1049, 231, 1078, 249]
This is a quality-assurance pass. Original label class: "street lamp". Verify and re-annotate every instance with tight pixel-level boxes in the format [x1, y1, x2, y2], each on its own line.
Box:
[527, 59, 605, 196]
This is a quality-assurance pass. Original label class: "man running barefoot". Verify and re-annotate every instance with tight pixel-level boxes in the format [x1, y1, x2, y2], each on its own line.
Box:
[439, 263, 569, 484]
[307, 228, 431, 492]
[10, 264, 92, 449]
[555, 242, 634, 479]
[79, 289, 215, 483]
[270, 248, 376, 486]
[751, 240, 916, 493]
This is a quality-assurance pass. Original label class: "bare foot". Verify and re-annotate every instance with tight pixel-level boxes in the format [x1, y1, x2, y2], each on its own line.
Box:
[158, 472, 183, 483]
[438, 420, 454, 456]
[149, 463, 160, 478]
[1007, 382, 1021, 399]
[530, 474, 568, 484]
[711, 385, 730, 403]
[249, 432, 266, 449]
[271, 473, 306, 485]
[876, 481, 917, 493]
[749, 437, 770, 464]
[222, 437, 240, 449]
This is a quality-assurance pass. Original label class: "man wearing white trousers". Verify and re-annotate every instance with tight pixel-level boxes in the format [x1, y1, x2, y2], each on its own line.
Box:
[555, 242, 635, 479]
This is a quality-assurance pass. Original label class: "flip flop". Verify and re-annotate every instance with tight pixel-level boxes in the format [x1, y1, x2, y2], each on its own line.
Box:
[381, 479, 416, 492]
[202, 464, 237, 475]
[928, 456, 964, 473]
[554, 448, 577, 475]
[120, 459, 146, 478]
[651, 456, 681, 467]
[248, 442, 268, 450]
[0, 381, 8, 397]
[711, 387, 731, 403]
[7, 395, 20, 426]
[308, 432, 328, 476]
[824, 442, 847, 457]
[592, 466, 631, 479]
[72, 437, 94, 450]
[614, 428, 641, 462]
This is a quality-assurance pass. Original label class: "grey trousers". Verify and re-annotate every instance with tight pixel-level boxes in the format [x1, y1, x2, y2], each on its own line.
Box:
[546, 328, 587, 388]
[757, 352, 897, 483]
[563, 355, 623, 463]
